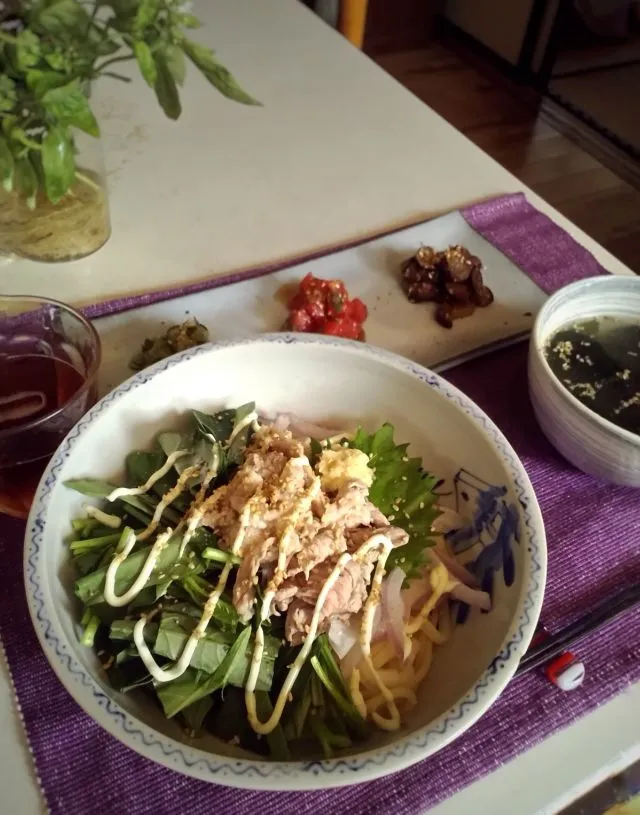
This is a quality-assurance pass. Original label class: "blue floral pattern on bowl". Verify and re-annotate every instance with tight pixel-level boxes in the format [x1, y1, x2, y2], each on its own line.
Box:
[444, 469, 521, 623]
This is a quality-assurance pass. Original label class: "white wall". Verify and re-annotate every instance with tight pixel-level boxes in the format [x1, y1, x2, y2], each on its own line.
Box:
[444, 0, 536, 65]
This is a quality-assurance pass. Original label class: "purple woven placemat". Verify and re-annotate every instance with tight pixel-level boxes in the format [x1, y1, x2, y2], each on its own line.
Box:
[1, 193, 637, 815]
[83, 191, 604, 320]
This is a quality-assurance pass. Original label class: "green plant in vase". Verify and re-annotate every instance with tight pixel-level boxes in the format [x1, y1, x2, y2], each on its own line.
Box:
[0, 0, 259, 262]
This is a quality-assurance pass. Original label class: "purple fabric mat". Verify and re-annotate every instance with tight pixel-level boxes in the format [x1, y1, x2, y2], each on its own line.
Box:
[1, 193, 636, 815]
[1, 343, 639, 815]
[83, 191, 606, 320]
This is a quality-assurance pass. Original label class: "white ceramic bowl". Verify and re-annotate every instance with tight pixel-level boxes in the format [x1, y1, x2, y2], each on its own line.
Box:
[529, 276, 640, 487]
[25, 334, 546, 790]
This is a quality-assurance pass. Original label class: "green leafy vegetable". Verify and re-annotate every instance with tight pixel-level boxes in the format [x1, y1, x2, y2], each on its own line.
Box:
[351, 424, 440, 578]
[133, 41, 157, 87]
[74, 533, 196, 605]
[42, 80, 100, 137]
[110, 618, 159, 643]
[311, 635, 368, 738]
[38, 1, 90, 36]
[155, 626, 268, 718]
[64, 477, 182, 524]
[0, 137, 15, 192]
[181, 697, 212, 734]
[181, 38, 260, 106]
[255, 692, 290, 760]
[80, 607, 101, 647]
[69, 532, 121, 556]
[14, 156, 38, 209]
[1, 1, 261, 208]
[15, 31, 40, 70]
[134, 0, 158, 32]
[153, 54, 181, 120]
[164, 43, 186, 86]
[41, 125, 75, 203]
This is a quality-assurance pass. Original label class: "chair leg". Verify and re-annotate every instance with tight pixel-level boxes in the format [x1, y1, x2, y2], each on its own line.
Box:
[339, 0, 369, 49]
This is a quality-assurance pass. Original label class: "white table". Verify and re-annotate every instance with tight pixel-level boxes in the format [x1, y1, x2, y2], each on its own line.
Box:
[2, 1, 639, 812]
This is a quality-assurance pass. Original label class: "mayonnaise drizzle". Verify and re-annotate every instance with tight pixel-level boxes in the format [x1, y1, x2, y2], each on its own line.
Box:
[137, 465, 201, 542]
[104, 527, 173, 608]
[357, 537, 400, 731]
[177, 447, 220, 559]
[106, 450, 189, 502]
[244, 532, 393, 735]
[84, 504, 121, 529]
[228, 411, 259, 446]
[132, 498, 256, 683]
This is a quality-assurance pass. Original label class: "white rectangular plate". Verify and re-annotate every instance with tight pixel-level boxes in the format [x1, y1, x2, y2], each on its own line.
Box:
[97, 210, 547, 393]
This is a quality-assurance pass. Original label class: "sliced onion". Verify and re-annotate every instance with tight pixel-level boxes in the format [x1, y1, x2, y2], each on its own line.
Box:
[340, 642, 363, 678]
[290, 418, 347, 440]
[273, 414, 291, 431]
[401, 574, 431, 617]
[450, 582, 491, 611]
[431, 507, 465, 534]
[382, 567, 406, 656]
[371, 601, 386, 641]
[328, 617, 359, 660]
[432, 547, 479, 588]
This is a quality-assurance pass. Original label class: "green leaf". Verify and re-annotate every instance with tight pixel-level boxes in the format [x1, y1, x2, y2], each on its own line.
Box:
[41, 125, 75, 203]
[0, 137, 14, 193]
[181, 39, 260, 106]
[181, 696, 212, 733]
[44, 49, 70, 71]
[70, 532, 121, 556]
[14, 156, 38, 210]
[80, 607, 101, 647]
[164, 43, 186, 86]
[0, 76, 17, 113]
[350, 424, 440, 579]
[311, 636, 369, 738]
[73, 533, 192, 605]
[135, 0, 159, 32]
[134, 40, 156, 87]
[176, 14, 201, 29]
[155, 625, 254, 718]
[154, 612, 238, 673]
[16, 30, 41, 69]
[153, 54, 181, 120]
[192, 409, 235, 443]
[42, 80, 100, 137]
[38, 0, 91, 36]
[110, 618, 159, 642]
[227, 403, 257, 464]
[26, 69, 69, 97]
[254, 692, 291, 759]
[125, 450, 177, 497]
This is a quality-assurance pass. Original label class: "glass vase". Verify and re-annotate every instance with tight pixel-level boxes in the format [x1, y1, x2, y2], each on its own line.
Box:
[0, 129, 111, 263]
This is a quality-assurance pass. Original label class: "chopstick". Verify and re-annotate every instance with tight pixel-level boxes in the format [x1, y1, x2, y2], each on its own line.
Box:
[516, 582, 640, 676]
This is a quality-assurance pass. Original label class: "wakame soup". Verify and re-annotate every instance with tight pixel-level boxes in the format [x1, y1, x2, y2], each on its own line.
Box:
[545, 315, 640, 435]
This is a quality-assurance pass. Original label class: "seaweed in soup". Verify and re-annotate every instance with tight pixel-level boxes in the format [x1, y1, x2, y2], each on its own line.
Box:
[545, 316, 640, 435]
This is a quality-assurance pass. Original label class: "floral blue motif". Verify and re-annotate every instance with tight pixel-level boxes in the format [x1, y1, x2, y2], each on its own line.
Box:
[444, 469, 521, 623]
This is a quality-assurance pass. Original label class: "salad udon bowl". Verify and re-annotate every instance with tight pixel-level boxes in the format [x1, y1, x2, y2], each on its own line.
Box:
[25, 334, 546, 790]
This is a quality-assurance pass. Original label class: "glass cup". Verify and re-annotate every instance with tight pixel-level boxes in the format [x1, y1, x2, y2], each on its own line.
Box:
[0, 296, 101, 519]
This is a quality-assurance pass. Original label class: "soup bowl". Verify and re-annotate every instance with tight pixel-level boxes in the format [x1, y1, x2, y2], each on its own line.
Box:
[528, 276, 640, 487]
[25, 334, 546, 789]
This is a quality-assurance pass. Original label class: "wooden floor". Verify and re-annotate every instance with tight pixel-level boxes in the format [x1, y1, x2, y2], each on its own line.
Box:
[374, 40, 640, 273]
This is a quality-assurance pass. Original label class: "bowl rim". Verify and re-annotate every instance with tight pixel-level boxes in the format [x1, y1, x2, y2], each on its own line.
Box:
[23, 333, 547, 790]
[531, 276, 640, 448]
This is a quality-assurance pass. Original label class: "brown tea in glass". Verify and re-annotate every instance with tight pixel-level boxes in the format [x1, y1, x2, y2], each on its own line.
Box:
[0, 296, 101, 519]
